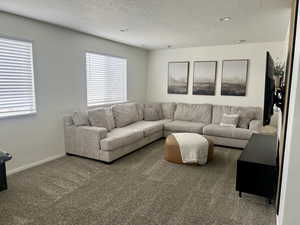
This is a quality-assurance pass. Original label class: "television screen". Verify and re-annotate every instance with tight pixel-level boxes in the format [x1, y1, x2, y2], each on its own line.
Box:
[263, 52, 275, 125]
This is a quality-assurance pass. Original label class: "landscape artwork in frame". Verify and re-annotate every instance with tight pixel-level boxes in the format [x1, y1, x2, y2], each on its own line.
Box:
[168, 62, 189, 94]
[193, 61, 217, 95]
[221, 60, 249, 96]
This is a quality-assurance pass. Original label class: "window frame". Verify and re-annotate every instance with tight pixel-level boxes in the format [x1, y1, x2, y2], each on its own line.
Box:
[0, 36, 37, 119]
[85, 52, 128, 108]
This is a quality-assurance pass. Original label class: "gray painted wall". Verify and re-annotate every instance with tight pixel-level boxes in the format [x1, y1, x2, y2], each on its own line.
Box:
[146, 42, 284, 108]
[0, 12, 148, 173]
[278, 4, 300, 224]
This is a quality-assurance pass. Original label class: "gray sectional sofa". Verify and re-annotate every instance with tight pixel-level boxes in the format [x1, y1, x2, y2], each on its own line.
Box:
[64, 102, 262, 163]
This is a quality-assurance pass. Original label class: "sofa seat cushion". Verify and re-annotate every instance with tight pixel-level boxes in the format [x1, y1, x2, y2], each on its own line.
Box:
[203, 124, 252, 140]
[100, 128, 143, 151]
[164, 120, 206, 134]
[125, 120, 165, 137]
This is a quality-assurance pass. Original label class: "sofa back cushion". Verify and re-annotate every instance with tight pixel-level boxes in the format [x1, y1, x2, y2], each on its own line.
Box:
[212, 105, 262, 128]
[144, 103, 163, 121]
[212, 105, 231, 124]
[161, 102, 176, 120]
[220, 113, 239, 128]
[112, 103, 139, 127]
[136, 103, 144, 121]
[144, 108, 161, 121]
[174, 103, 212, 124]
[72, 110, 89, 126]
[248, 106, 263, 120]
[237, 110, 256, 128]
[88, 107, 115, 131]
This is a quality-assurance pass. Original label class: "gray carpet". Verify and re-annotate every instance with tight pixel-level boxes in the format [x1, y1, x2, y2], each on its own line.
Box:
[0, 139, 276, 225]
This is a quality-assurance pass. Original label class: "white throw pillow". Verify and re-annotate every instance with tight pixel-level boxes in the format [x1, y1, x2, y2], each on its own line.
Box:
[220, 113, 239, 128]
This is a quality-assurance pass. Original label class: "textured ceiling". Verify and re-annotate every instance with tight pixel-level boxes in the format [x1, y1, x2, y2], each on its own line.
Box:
[0, 0, 291, 49]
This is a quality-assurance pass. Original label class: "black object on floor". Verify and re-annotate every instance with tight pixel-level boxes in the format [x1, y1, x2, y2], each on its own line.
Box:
[236, 133, 277, 203]
[0, 150, 12, 191]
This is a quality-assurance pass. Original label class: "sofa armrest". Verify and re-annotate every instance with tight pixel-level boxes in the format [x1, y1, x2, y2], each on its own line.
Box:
[249, 120, 263, 133]
[77, 126, 108, 140]
[64, 125, 107, 159]
[63, 115, 74, 127]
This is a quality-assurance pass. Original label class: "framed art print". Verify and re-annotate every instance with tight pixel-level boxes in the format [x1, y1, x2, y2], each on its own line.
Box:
[221, 59, 249, 96]
[193, 61, 217, 95]
[168, 61, 189, 94]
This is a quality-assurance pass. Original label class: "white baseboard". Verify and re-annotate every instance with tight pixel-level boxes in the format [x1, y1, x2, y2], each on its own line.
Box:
[7, 153, 66, 176]
[276, 215, 281, 225]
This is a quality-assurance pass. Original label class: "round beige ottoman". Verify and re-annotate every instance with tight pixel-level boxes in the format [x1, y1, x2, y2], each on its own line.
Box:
[164, 134, 214, 164]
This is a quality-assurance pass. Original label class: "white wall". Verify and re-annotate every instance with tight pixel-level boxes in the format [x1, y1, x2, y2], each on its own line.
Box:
[146, 42, 285, 108]
[0, 12, 148, 173]
[278, 3, 300, 224]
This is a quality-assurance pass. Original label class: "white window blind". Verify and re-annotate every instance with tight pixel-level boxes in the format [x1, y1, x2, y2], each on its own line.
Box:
[0, 37, 36, 118]
[86, 52, 127, 106]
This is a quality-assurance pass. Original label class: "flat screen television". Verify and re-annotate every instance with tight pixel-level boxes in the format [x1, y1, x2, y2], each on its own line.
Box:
[263, 52, 275, 125]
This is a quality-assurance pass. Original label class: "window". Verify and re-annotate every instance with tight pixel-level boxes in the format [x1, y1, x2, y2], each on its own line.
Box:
[0, 37, 36, 118]
[86, 52, 127, 106]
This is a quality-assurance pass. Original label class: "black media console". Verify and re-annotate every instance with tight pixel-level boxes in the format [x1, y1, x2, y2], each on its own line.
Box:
[236, 133, 277, 203]
[0, 151, 12, 192]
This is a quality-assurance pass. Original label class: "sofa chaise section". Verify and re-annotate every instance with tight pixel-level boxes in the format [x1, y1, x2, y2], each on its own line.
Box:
[203, 124, 252, 148]
[203, 124, 253, 140]
[202, 105, 262, 148]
